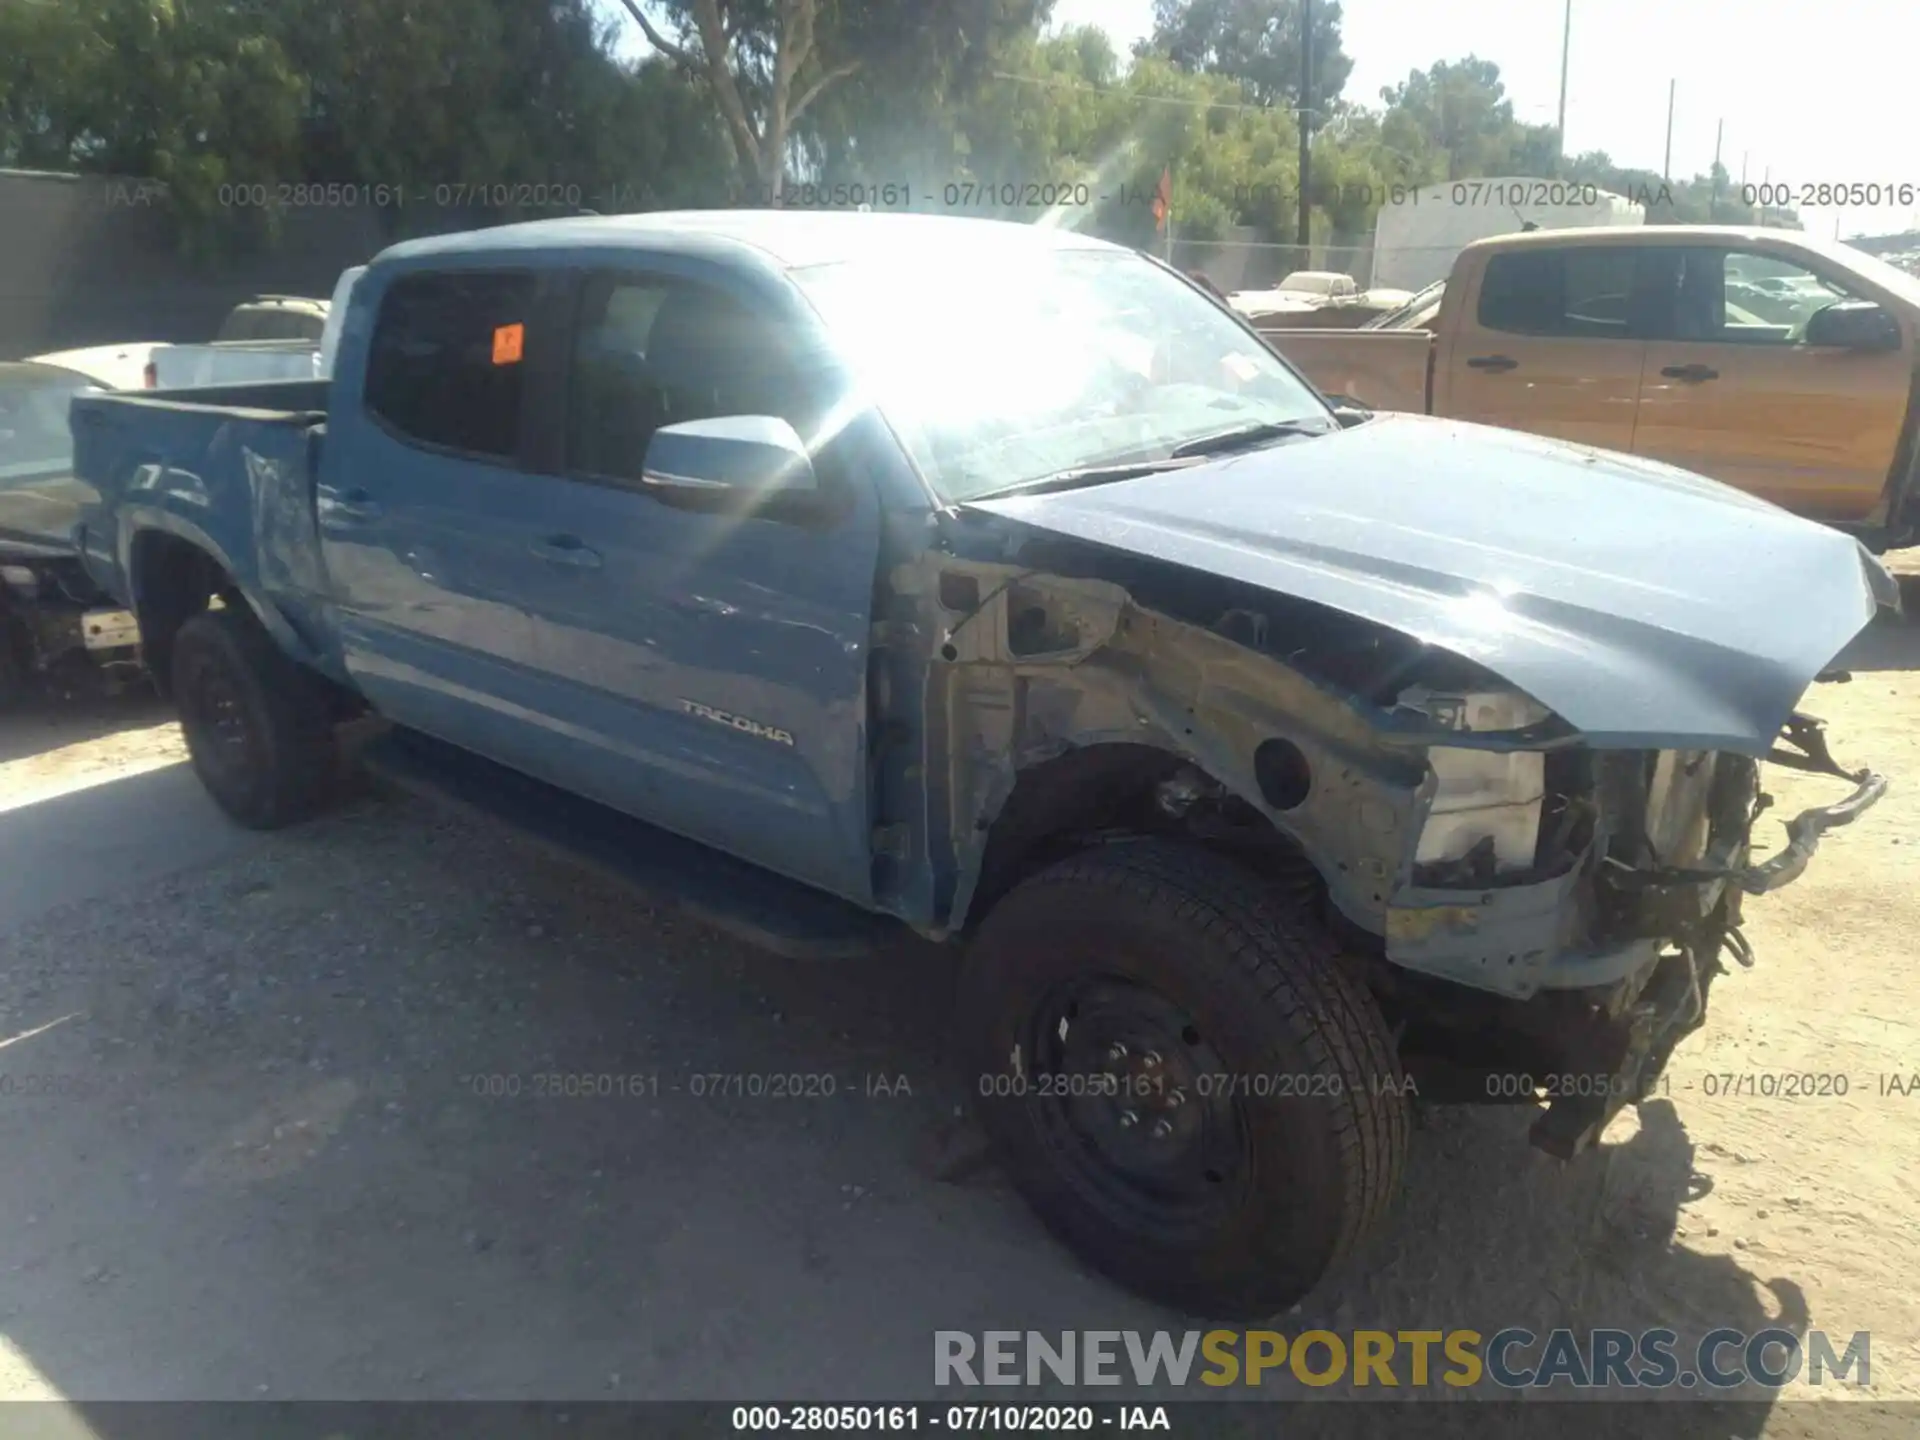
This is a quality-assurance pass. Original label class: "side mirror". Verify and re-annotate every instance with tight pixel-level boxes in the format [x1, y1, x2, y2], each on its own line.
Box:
[641, 415, 817, 497]
[1803, 301, 1902, 352]
[1327, 398, 1374, 428]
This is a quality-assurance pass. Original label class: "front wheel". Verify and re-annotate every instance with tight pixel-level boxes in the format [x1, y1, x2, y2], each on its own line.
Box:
[958, 840, 1408, 1319]
[172, 604, 338, 829]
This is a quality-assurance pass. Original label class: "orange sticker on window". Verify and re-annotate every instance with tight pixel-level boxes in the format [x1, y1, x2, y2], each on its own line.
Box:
[492, 322, 524, 365]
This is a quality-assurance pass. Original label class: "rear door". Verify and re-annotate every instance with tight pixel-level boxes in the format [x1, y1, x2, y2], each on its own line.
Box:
[1438, 244, 1651, 451]
[316, 265, 552, 747]
[1631, 246, 1912, 521]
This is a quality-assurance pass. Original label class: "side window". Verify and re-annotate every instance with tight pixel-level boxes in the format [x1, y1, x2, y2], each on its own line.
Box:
[364, 271, 536, 459]
[565, 273, 827, 483]
[1477, 248, 1639, 337]
[1677, 249, 1863, 344]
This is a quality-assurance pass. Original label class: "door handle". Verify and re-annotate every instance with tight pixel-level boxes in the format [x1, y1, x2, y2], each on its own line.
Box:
[1660, 363, 1719, 381]
[1466, 355, 1519, 372]
[326, 488, 382, 522]
[529, 535, 603, 569]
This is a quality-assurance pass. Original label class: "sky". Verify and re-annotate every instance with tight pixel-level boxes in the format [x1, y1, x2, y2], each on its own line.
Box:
[601, 0, 1919, 240]
[1048, 0, 1918, 240]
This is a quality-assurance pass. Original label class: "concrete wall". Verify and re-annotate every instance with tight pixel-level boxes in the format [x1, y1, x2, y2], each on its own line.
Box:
[0, 169, 496, 359]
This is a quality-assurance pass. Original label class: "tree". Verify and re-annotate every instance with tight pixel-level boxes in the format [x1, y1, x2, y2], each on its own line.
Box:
[1140, 0, 1352, 112]
[616, 0, 857, 199]
[798, 0, 1053, 196]
[620, 0, 1051, 201]
[1377, 56, 1553, 181]
[0, 0, 737, 251]
[0, 0, 306, 256]
[1563, 150, 1798, 228]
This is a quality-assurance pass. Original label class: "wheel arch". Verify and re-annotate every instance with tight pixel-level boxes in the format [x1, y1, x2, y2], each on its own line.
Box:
[951, 741, 1333, 936]
[127, 527, 239, 699]
[126, 521, 309, 699]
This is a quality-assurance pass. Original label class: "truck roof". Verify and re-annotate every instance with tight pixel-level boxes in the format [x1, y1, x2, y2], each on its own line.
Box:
[370, 210, 1120, 274]
[1459, 223, 1837, 252]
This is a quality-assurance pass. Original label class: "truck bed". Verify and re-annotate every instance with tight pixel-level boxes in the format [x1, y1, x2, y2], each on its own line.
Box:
[1259, 329, 1433, 413]
[68, 381, 337, 668]
[148, 340, 321, 390]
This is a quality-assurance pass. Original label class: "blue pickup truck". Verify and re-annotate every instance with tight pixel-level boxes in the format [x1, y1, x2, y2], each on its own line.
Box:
[70, 211, 1895, 1318]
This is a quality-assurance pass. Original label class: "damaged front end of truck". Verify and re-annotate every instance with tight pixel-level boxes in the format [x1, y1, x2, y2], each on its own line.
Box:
[1368, 689, 1885, 1157]
[917, 421, 1899, 1158]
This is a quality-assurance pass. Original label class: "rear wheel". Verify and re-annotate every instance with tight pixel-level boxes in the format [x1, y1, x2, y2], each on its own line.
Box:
[959, 839, 1408, 1318]
[172, 603, 337, 828]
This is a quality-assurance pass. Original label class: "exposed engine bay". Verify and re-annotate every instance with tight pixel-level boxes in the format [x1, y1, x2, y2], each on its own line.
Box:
[919, 542, 1888, 1160]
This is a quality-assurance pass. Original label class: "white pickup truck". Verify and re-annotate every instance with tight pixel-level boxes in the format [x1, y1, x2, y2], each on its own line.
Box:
[143, 291, 333, 389]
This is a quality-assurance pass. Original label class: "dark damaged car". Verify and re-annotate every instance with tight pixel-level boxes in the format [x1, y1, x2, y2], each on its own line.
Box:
[68, 213, 1896, 1318]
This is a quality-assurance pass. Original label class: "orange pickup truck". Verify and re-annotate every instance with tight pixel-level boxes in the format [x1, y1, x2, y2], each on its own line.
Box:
[1259, 225, 1920, 551]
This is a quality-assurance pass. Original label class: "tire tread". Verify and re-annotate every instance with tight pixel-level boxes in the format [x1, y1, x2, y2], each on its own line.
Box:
[173, 604, 336, 828]
[964, 838, 1408, 1314]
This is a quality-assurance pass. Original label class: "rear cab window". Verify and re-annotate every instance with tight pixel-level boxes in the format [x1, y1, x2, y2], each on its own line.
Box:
[364, 270, 538, 461]
[217, 306, 326, 343]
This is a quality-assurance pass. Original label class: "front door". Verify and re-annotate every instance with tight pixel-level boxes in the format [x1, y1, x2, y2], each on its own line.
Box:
[499, 266, 883, 904]
[1632, 246, 1912, 522]
[1438, 242, 1649, 453]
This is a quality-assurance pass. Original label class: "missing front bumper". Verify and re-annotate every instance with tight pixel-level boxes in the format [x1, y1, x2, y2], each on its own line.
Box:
[1739, 768, 1886, 894]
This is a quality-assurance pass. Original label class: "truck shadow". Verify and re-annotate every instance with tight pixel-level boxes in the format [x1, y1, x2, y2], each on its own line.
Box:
[0, 788, 1846, 1426]
[0, 686, 174, 767]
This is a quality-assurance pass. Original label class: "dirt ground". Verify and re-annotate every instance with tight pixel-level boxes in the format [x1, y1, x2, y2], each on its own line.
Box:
[1, 557, 1916, 1432]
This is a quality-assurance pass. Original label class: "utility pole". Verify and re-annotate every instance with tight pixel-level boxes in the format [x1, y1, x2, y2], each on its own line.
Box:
[1662, 80, 1675, 181]
[1296, 0, 1313, 255]
[1555, 0, 1572, 174]
[1166, 173, 1175, 263]
[1711, 118, 1723, 219]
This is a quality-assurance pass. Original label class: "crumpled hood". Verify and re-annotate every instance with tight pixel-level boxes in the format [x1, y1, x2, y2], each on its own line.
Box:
[967, 413, 1899, 752]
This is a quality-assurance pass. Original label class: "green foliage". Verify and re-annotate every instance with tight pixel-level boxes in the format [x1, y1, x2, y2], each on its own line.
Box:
[1563, 152, 1797, 228]
[1141, 0, 1353, 111]
[0, 0, 306, 258]
[0, 0, 734, 256]
[0, 0, 1803, 264]
[1376, 56, 1555, 183]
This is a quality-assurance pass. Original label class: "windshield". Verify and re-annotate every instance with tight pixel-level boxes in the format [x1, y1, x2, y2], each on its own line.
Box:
[1364, 279, 1446, 330]
[792, 246, 1330, 502]
[1811, 236, 1920, 311]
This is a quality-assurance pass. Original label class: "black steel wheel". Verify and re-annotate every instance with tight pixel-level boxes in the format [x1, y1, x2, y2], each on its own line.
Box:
[959, 839, 1407, 1319]
[172, 604, 336, 828]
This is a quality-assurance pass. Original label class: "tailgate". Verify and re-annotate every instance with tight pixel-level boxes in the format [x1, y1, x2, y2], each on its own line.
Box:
[1254, 328, 1433, 412]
